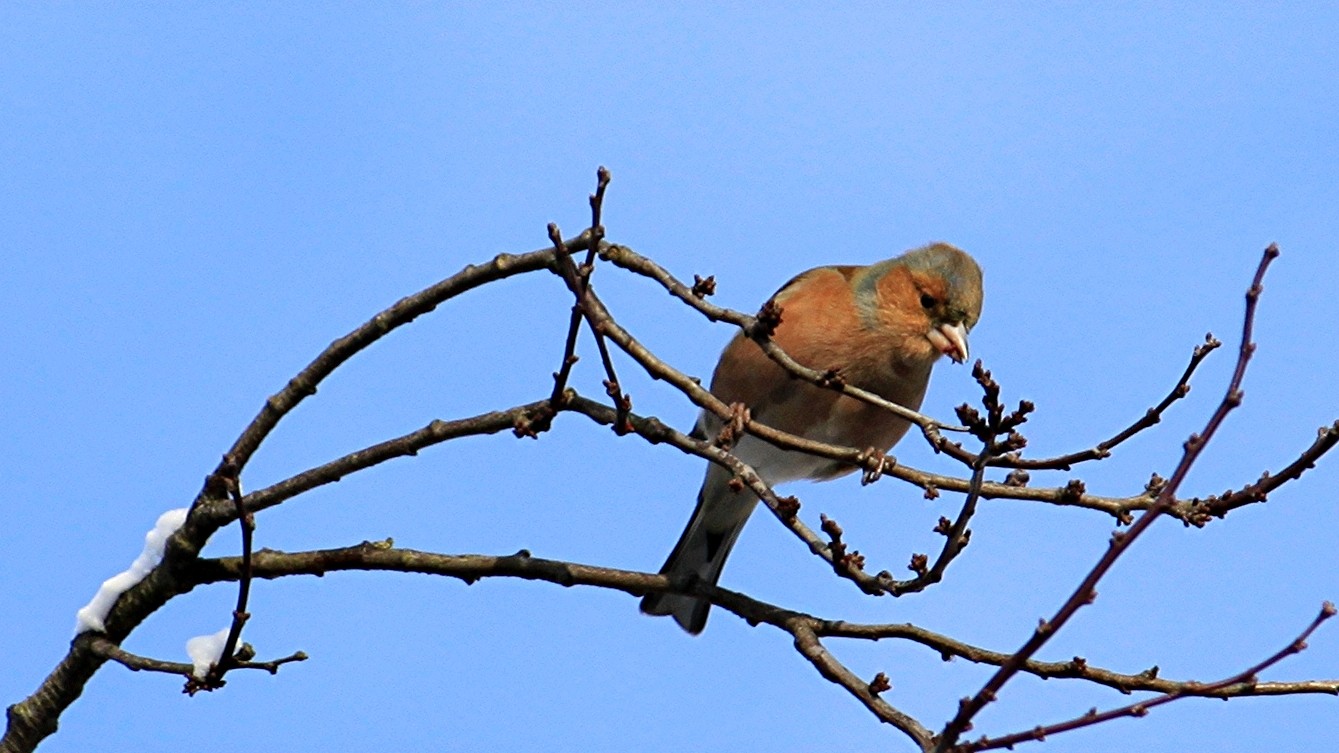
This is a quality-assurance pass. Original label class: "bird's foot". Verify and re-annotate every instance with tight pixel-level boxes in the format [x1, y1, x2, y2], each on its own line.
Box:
[857, 446, 893, 486]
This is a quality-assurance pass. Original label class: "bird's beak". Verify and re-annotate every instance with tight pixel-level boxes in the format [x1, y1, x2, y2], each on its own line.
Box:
[927, 321, 970, 364]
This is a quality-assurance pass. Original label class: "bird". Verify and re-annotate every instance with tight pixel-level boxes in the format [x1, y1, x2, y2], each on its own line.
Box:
[640, 242, 984, 634]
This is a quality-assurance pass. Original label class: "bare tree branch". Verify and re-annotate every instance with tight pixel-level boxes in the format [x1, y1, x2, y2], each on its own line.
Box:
[180, 542, 1337, 752]
[933, 244, 1284, 752]
[954, 602, 1336, 752]
[812, 621, 1339, 699]
[5, 169, 1334, 753]
[217, 246, 567, 478]
[974, 334, 1223, 471]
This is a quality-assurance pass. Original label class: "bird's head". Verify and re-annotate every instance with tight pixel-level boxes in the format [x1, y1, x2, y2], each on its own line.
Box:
[903, 243, 983, 363]
[863, 243, 984, 365]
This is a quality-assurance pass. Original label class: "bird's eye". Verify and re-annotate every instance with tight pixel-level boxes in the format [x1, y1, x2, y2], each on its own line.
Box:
[920, 293, 937, 309]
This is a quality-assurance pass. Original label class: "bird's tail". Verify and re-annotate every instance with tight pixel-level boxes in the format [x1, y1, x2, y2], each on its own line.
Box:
[640, 465, 758, 634]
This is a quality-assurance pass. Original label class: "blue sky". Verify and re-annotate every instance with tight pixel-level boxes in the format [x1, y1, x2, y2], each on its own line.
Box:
[3, 5, 1336, 752]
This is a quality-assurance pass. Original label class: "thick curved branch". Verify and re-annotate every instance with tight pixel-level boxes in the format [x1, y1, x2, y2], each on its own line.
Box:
[215, 245, 569, 481]
[184, 543, 1337, 752]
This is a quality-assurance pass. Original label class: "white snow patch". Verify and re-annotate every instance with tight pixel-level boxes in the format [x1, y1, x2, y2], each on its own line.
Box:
[74, 508, 190, 634]
[186, 628, 233, 679]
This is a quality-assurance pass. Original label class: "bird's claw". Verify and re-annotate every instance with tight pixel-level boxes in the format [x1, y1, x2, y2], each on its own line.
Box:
[858, 447, 892, 486]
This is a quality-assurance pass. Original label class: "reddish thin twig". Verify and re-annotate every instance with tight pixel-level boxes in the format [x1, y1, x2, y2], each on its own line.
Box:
[955, 602, 1335, 752]
[934, 244, 1282, 752]
[1188, 418, 1339, 524]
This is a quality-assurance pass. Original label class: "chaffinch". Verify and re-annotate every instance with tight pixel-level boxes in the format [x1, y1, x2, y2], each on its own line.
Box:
[641, 243, 984, 633]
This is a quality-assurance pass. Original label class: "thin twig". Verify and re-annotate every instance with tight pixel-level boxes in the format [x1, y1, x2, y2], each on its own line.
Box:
[541, 225, 584, 421]
[199, 457, 254, 689]
[812, 620, 1339, 698]
[86, 636, 307, 680]
[955, 602, 1336, 752]
[933, 244, 1282, 752]
[892, 457, 987, 595]
[1187, 418, 1339, 524]
[940, 334, 1224, 470]
[573, 168, 631, 434]
[535, 167, 631, 435]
